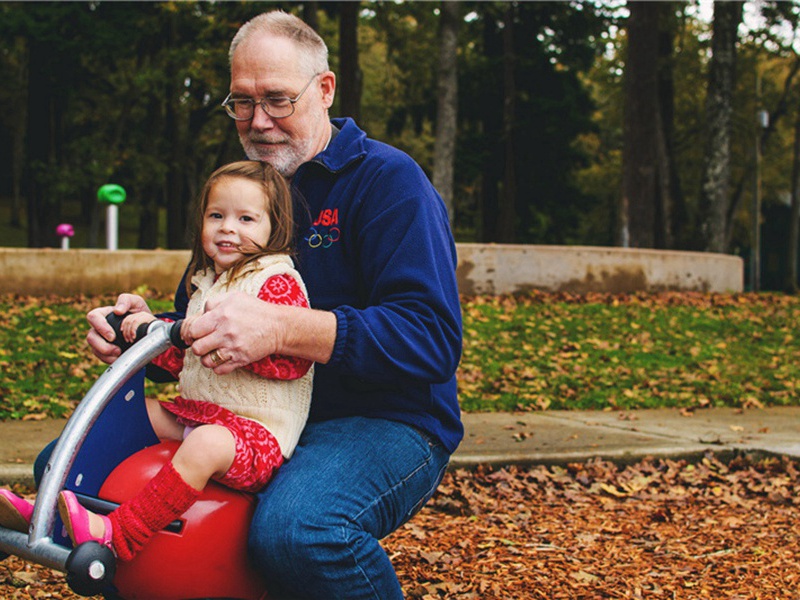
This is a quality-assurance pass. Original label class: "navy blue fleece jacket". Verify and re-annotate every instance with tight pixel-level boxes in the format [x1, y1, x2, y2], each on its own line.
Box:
[166, 118, 463, 453]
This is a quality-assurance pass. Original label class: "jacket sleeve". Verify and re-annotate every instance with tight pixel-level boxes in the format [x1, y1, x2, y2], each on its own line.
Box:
[327, 158, 462, 386]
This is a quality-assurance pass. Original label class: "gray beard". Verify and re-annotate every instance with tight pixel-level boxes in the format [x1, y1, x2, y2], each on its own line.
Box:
[239, 134, 311, 178]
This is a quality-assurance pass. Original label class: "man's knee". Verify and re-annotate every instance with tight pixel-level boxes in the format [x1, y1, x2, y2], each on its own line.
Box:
[249, 489, 318, 566]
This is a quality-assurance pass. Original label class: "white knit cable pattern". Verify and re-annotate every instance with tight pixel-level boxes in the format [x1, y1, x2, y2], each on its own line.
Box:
[179, 254, 313, 458]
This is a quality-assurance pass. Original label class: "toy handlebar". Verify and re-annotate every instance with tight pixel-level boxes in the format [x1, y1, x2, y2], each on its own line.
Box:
[105, 313, 189, 352]
[0, 314, 188, 595]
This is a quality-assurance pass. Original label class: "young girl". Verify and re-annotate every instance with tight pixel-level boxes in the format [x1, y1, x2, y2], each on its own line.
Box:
[0, 161, 313, 561]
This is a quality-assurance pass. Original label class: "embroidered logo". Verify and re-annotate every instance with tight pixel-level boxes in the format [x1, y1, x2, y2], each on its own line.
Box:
[305, 209, 341, 248]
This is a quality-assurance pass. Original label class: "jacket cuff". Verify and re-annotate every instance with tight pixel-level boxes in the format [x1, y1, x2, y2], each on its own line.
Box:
[328, 308, 348, 366]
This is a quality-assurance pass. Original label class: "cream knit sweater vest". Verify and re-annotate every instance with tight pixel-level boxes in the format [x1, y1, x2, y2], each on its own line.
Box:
[179, 254, 313, 459]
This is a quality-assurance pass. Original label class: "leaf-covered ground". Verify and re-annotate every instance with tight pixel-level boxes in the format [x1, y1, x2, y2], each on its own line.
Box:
[460, 291, 800, 412]
[3, 291, 800, 419]
[2, 292, 800, 596]
[2, 452, 798, 599]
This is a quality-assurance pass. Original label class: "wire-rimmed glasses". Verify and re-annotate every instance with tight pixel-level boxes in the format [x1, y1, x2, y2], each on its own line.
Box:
[221, 73, 320, 121]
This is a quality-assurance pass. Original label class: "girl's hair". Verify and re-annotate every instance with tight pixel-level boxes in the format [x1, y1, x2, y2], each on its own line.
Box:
[185, 161, 295, 294]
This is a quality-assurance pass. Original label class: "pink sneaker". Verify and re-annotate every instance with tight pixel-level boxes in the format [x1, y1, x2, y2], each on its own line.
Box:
[57, 490, 113, 550]
[0, 489, 34, 533]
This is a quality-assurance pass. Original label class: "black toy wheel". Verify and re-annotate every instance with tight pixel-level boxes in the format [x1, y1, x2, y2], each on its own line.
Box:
[65, 541, 117, 597]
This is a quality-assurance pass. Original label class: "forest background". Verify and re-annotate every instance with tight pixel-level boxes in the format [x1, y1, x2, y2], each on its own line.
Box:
[3, 0, 800, 290]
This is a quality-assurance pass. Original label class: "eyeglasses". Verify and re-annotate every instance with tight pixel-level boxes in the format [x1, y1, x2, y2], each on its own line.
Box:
[222, 74, 320, 121]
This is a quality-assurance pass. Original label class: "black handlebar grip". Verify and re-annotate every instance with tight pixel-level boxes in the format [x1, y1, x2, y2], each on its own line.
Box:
[169, 319, 189, 350]
[105, 312, 135, 352]
[105, 313, 186, 351]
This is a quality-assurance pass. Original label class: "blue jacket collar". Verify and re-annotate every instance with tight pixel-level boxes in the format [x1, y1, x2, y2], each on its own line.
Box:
[311, 117, 367, 174]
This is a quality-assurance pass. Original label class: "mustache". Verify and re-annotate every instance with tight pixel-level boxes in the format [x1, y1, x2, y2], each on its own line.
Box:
[247, 134, 289, 145]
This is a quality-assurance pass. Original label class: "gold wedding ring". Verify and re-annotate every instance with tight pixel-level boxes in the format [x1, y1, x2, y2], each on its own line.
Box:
[209, 349, 227, 366]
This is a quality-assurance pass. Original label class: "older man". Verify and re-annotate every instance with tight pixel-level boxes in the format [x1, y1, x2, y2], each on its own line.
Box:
[87, 10, 462, 599]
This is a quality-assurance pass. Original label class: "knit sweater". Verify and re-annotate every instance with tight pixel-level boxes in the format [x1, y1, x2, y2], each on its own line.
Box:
[180, 254, 313, 458]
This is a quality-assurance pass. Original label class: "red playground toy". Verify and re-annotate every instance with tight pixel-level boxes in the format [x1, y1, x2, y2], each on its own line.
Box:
[0, 316, 269, 599]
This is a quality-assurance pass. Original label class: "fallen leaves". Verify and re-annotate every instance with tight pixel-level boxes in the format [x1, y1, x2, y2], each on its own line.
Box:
[0, 294, 175, 420]
[383, 452, 800, 598]
[2, 452, 798, 598]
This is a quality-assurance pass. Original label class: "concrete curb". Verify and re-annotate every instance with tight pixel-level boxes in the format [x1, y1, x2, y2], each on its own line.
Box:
[2, 407, 798, 486]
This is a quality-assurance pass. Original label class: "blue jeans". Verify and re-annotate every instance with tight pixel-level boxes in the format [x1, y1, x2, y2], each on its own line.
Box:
[248, 416, 451, 600]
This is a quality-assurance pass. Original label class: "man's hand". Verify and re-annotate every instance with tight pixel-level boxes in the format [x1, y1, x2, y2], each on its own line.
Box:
[185, 292, 283, 374]
[86, 293, 152, 364]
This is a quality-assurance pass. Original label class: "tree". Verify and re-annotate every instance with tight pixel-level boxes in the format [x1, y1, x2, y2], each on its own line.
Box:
[622, 1, 683, 249]
[789, 105, 800, 293]
[0, 32, 27, 229]
[465, 2, 606, 244]
[699, 1, 744, 254]
[339, 2, 362, 122]
[622, 2, 661, 248]
[433, 1, 460, 224]
[497, 3, 518, 243]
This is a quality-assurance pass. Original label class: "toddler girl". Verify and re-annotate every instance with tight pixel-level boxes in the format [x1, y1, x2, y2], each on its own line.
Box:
[1, 161, 313, 562]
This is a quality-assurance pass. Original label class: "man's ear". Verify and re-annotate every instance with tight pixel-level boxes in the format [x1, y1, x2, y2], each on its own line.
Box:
[319, 71, 336, 109]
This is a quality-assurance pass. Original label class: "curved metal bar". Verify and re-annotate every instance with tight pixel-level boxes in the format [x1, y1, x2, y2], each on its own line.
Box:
[24, 321, 175, 567]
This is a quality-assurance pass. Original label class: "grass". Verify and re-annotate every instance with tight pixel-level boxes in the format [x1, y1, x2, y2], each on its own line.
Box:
[0, 292, 175, 419]
[458, 291, 800, 412]
[1, 290, 799, 420]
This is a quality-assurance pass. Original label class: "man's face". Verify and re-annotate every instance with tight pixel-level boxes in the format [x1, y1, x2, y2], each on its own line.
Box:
[230, 35, 334, 178]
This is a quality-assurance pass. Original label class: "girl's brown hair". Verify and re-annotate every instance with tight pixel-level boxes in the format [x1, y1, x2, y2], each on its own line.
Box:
[185, 161, 295, 294]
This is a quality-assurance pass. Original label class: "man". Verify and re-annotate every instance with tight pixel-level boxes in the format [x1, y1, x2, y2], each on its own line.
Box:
[87, 10, 462, 599]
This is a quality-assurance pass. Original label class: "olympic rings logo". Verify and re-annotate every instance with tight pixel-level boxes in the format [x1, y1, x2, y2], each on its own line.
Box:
[305, 227, 341, 249]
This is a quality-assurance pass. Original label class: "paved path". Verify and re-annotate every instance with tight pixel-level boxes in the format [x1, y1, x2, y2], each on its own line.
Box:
[2, 407, 798, 485]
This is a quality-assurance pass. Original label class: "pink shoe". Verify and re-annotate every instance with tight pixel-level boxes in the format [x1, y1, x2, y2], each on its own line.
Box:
[0, 489, 34, 533]
[57, 490, 113, 551]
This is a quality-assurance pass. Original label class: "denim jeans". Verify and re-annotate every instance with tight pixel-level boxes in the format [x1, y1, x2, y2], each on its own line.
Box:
[248, 416, 451, 600]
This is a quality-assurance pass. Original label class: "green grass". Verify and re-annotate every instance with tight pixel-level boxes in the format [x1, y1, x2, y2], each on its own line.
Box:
[458, 292, 800, 412]
[1, 291, 799, 420]
[0, 293, 175, 419]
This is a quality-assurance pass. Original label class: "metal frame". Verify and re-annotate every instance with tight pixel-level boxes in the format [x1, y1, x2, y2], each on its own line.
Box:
[0, 321, 174, 571]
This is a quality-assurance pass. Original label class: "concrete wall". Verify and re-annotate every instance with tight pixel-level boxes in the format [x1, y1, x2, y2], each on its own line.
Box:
[0, 244, 743, 297]
[456, 244, 744, 295]
[0, 248, 191, 296]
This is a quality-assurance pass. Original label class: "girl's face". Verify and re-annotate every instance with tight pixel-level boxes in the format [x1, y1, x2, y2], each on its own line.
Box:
[201, 176, 272, 275]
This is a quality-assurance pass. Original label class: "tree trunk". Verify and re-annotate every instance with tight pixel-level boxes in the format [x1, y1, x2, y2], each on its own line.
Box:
[165, 12, 188, 249]
[699, 1, 742, 254]
[496, 5, 517, 243]
[433, 1, 459, 225]
[787, 105, 800, 293]
[623, 1, 660, 249]
[657, 4, 683, 249]
[303, 2, 319, 32]
[479, 8, 503, 243]
[9, 36, 27, 229]
[25, 40, 60, 248]
[339, 2, 362, 121]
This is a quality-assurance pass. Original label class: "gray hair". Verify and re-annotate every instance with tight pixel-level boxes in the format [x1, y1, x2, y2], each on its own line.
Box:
[229, 11, 329, 76]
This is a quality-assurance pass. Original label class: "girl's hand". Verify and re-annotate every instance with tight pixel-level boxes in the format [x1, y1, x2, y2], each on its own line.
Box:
[121, 312, 157, 344]
[180, 315, 199, 346]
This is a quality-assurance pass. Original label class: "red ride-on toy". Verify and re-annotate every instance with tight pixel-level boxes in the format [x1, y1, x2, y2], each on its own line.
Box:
[0, 316, 269, 600]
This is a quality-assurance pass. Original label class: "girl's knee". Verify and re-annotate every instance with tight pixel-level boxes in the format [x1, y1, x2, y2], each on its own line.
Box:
[174, 425, 236, 484]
